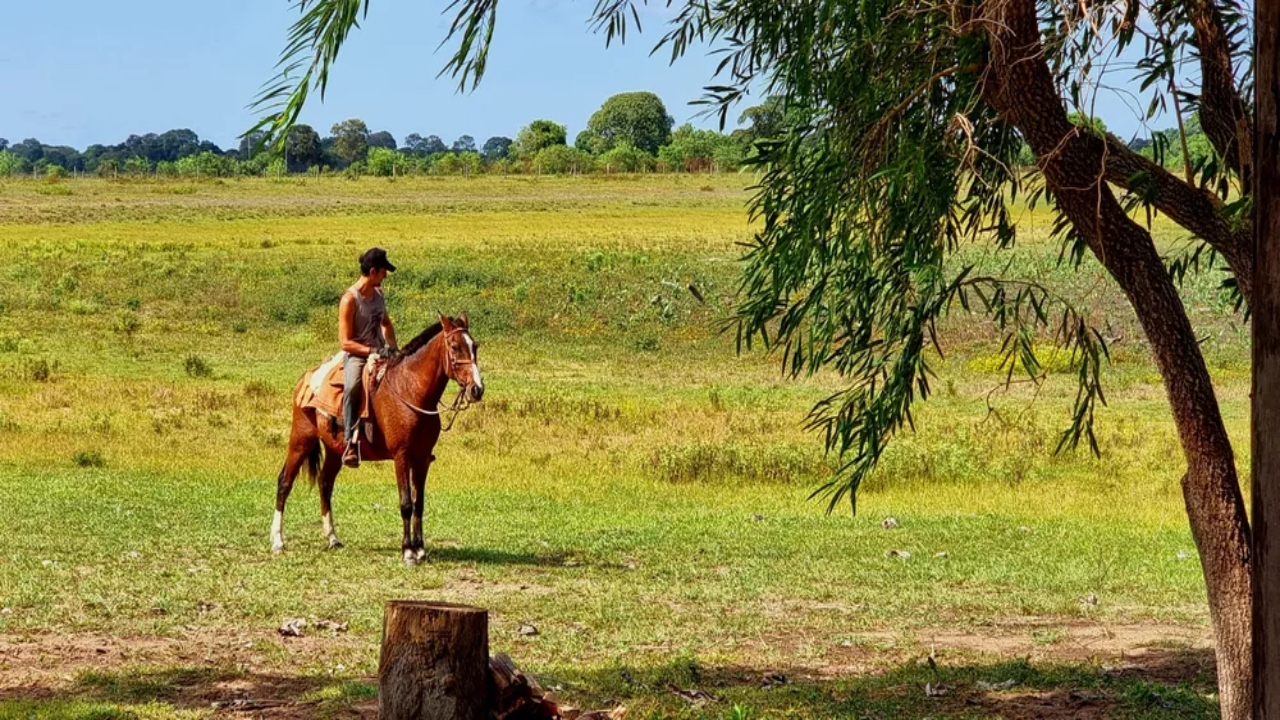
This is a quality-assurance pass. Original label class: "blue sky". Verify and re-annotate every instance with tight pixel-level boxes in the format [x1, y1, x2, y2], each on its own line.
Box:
[1, 1, 1161, 151]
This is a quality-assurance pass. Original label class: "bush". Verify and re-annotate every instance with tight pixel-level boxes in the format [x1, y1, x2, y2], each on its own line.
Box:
[72, 450, 107, 468]
[184, 354, 213, 378]
[597, 143, 654, 174]
[532, 145, 594, 174]
[367, 147, 407, 177]
[23, 358, 54, 383]
[112, 311, 141, 338]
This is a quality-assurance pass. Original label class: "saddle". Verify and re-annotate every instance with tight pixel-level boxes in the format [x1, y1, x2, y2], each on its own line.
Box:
[294, 352, 388, 436]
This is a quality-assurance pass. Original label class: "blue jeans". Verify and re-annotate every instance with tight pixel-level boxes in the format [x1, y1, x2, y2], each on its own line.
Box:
[342, 354, 367, 446]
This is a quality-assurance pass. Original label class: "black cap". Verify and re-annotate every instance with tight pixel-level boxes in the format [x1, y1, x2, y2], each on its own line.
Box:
[359, 247, 396, 273]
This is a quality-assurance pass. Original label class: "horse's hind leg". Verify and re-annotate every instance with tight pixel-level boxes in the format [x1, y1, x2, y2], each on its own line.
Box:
[272, 408, 319, 553]
[317, 447, 344, 549]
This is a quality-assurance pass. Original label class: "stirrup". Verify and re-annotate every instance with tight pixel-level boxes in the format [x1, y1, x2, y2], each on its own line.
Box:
[342, 440, 360, 468]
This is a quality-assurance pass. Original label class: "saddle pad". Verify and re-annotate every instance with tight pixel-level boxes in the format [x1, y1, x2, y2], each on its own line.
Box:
[296, 352, 385, 422]
[309, 351, 347, 394]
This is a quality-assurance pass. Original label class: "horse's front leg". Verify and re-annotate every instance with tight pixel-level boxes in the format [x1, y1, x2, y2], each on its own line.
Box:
[395, 454, 417, 566]
[410, 456, 431, 563]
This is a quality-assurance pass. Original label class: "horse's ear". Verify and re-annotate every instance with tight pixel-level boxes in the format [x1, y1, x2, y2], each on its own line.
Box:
[438, 311, 454, 332]
[459, 311, 469, 328]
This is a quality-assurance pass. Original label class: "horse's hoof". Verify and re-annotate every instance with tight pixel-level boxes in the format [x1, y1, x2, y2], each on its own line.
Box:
[414, 547, 428, 563]
[327, 538, 345, 550]
[271, 543, 285, 555]
[403, 550, 419, 567]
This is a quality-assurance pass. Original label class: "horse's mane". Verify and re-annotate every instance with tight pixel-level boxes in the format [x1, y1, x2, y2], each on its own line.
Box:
[391, 321, 444, 366]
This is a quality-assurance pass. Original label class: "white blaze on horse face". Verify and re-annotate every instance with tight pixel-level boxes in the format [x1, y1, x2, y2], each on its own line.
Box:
[271, 510, 285, 552]
[464, 333, 483, 390]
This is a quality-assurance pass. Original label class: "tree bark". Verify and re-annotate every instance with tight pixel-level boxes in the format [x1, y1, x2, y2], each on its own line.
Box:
[1188, 0, 1253, 188]
[975, 2, 1253, 718]
[1254, 0, 1280, 715]
[1099, 133, 1253, 304]
[378, 601, 490, 720]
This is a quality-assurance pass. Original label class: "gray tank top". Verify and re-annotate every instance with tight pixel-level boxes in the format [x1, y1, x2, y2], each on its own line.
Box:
[347, 284, 386, 349]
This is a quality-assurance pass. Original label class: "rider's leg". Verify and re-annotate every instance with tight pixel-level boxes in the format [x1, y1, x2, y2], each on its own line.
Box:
[341, 355, 367, 467]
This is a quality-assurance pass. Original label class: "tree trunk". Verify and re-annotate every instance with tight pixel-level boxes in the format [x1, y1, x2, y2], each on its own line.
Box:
[378, 601, 490, 720]
[975, 2, 1254, 717]
[1254, 0, 1280, 715]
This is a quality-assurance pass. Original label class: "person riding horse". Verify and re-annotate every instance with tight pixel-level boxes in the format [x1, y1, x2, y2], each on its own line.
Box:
[339, 247, 399, 468]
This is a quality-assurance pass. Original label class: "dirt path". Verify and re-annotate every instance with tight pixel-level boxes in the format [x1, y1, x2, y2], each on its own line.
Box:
[0, 619, 1215, 718]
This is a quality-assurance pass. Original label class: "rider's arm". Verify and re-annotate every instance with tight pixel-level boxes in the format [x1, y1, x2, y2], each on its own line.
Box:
[381, 312, 399, 351]
[338, 293, 377, 358]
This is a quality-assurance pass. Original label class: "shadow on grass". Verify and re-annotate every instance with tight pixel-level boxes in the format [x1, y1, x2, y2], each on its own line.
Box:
[0, 666, 376, 719]
[0, 649, 1217, 719]
[430, 545, 559, 566]
[539, 648, 1219, 720]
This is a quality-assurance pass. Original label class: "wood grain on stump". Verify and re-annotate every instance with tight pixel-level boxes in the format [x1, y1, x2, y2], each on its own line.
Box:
[378, 601, 489, 720]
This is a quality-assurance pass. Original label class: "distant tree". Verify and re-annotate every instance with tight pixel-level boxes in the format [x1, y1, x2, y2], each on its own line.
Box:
[122, 134, 161, 163]
[367, 146, 407, 176]
[585, 91, 673, 155]
[456, 150, 483, 176]
[511, 120, 566, 159]
[658, 124, 718, 171]
[597, 142, 653, 173]
[451, 134, 476, 153]
[0, 139, 8, 152]
[574, 129, 605, 155]
[239, 131, 267, 159]
[10, 138, 43, 164]
[434, 152, 461, 175]
[404, 133, 446, 156]
[157, 129, 200, 161]
[481, 136, 512, 161]
[123, 156, 150, 176]
[329, 118, 370, 164]
[734, 96, 784, 146]
[0, 151, 22, 176]
[531, 145, 591, 174]
[285, 124, 324, 171]
[40, 145, 83, 172]
[368, 130, 397, 151]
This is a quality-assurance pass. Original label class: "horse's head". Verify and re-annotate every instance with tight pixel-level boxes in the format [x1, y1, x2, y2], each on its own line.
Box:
[439, 312, 484, 403]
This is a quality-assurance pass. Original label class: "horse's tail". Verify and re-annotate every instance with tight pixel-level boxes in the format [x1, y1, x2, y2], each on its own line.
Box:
[304, 442, 321, 485]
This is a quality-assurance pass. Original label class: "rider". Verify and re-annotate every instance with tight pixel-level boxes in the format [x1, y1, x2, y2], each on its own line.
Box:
[339, 247, 399, 468]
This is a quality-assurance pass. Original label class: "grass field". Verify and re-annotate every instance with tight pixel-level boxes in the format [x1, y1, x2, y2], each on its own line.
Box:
[0, 174, 1246, 718]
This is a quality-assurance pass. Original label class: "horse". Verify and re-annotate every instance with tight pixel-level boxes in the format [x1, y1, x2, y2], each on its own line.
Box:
[270, 312, 484, 565]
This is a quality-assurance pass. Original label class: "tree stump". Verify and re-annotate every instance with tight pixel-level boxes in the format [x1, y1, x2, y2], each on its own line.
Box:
[378, 601, 490, 720]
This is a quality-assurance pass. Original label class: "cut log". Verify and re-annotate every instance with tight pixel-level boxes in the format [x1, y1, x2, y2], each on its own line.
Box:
[489, 652, 558, 720]
[378, 601, 489, 720]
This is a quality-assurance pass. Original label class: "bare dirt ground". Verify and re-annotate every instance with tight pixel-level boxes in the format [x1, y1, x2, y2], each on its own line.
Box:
[0, 619, 1214, 718]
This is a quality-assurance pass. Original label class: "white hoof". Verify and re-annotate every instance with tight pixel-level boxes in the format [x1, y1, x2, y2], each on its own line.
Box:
[403, 549, 419, 567]
[327, 536, 345, 550]
[415, 547, 428, 563]
[271, 540, 285, 554]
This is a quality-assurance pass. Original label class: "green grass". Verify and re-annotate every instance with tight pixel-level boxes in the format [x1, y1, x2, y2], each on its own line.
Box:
[0, 175, 1239, 717]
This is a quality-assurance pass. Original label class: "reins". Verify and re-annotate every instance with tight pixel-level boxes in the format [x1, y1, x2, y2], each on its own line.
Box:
[380, 327, 476, 431]
[385, 383, 470, 431]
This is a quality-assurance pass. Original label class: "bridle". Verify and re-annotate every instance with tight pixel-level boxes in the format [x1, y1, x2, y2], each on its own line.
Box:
[385, 327, 478, 431]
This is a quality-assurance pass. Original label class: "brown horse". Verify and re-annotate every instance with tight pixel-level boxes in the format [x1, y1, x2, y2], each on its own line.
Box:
[270, 313, 484, 565]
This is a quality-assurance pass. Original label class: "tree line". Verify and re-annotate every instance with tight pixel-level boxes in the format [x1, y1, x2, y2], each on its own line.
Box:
[0, 88, 1211, 180]
[0, 91, 779, 178]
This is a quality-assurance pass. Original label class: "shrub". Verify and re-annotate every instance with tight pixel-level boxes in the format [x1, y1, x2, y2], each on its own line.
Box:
[23, 358, 54, 383]
[73, 450, 107, 468]
[183, 354, 212, 378]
